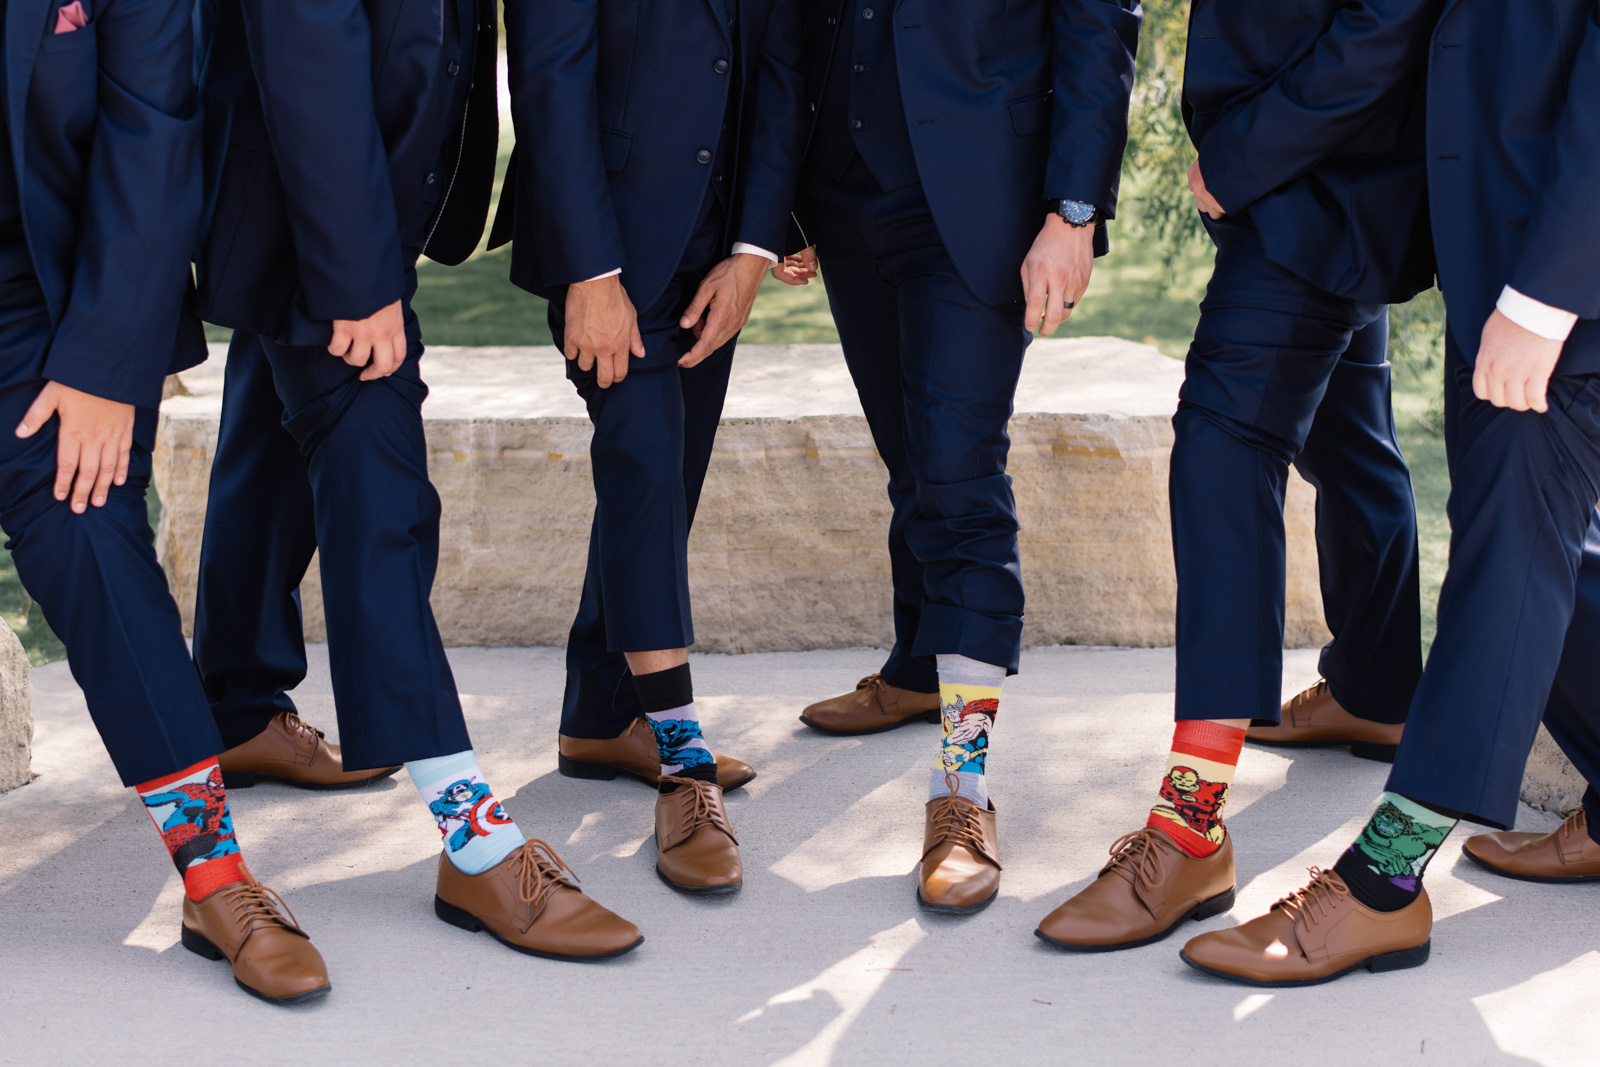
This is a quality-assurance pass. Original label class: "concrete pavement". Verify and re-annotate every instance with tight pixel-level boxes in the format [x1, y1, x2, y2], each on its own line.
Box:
[1, 645, 1596, 1066]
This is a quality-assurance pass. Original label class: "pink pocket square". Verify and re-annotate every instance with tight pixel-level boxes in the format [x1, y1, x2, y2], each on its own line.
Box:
[54, 2, 88, 33]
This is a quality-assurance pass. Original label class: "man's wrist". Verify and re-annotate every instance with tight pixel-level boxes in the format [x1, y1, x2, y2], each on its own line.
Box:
[730, 242, 779, 265]
[578, 268, 624, 285]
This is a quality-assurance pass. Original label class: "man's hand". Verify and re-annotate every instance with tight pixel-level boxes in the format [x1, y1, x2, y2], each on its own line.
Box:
[15, 382, 135, 514]
[565, 275, 646, 388]
[771, 247, 819, 287]
[330, 299, 407, 382]
[1473, 309, 1564, 413]
[1188, 161, 1225, 220]
[1021, 215, 1095, 336]
[678, 253, 771, 367]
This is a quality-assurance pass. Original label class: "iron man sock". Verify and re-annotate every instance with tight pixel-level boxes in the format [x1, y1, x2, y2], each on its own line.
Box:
[137, 758, 247, 900]
[407, 751, 527, 875]
[929, 655, 1005, 806]
[1146, 720, 1247, 857]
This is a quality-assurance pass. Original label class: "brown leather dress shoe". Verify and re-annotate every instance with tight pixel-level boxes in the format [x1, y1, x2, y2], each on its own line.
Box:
[656, 776, 742, 894]
[1246, 679, 1404, 762]
[558, 717, 756, 791]
[181, 868, 331, 1004]
[1463, 808, 1600, 883]
[1180, 866, 1432, 987]
[1035, 827, 1235, 951]
[918, 793, 1001, 914]
[218, 711, 401, 790]
[799, 674, 940, 736]
[434, 840, 644, 961]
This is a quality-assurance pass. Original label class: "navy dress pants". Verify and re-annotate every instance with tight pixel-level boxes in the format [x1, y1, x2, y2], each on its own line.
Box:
[805, 156, 1029, 683]
[1390, 335, 1600, 834]
[555, 195, 736, 740]
[1172, 219, 1422, 725]
[0, 303, 221, 786]
[192, 276, 471, 769]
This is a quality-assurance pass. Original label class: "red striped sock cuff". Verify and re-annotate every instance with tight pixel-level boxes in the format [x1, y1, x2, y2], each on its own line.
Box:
[1171, 720, 1247, 767]
[182, 854, 248, 901]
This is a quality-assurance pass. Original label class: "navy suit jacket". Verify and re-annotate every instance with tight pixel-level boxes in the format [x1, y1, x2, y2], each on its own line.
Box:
[798, 0, 1141, 307]
[494, 0, 808, 311]
[1183, 0, 1444, 305]
[1427, 0, 1600, 372]
[4, 0, 205, 411]
[194, 0, 498, 346]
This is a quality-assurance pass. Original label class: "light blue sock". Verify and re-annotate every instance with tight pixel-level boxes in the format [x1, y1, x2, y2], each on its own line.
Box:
[406, 751, 527, 875]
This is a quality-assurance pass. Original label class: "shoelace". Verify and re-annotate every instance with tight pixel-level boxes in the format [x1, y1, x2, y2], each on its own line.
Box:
[661, 776, 737, 842]
[281, 711, 325, 745]
[1274, 866, 1351, 930]
[1559, 807, 1589, 841]
[1101, 827, 1171, 890]
[513, 840, 579, 914]
[925, 774, 996, 864]
[222, 880, 305, 946]
[1285, 678, 1330, 721]
[855, 674, 894, 715]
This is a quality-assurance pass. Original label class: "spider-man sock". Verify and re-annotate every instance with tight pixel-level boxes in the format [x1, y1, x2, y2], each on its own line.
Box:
[407, 750, 527, 875]
[1146, 720, 1247, 857]
[137, 757, 247, 900]
[633, 663, 717, 785]
[928, 655, 1005, 806]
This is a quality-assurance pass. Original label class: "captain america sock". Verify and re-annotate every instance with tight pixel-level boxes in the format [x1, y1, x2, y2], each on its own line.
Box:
[137, 757, 248, 900]
[406, 750, 527, 875]
[1146, 720, 1247, 857]
[632, 662, 717, 785]
[1334, 792, 1459, 912]
[928, 655, 1005, 806]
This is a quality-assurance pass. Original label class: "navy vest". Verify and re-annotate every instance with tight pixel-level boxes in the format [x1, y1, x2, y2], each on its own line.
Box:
[813, 0, 918, 191]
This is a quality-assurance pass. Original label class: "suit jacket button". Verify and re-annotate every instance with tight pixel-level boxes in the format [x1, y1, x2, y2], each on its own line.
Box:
[447, 60, 460, 76]
[425, 172, 437, 185]
[714, 59, 730, 74]
[696, 149, 713, 164]
[862, 7, 875, 18]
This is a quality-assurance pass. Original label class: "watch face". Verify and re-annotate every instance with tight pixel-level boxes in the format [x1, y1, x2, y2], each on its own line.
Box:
[1061, 200, 1097, 225]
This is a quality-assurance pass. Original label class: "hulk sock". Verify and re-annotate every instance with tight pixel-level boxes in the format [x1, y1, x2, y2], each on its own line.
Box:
[1334, 792, 1458, 912]
[929, 655, 1005, 806]
[407, 750, 527, 875]
[633, 662, 717, 785]
[1146, 720, 1247, 857]
[138, 758, 248, 900]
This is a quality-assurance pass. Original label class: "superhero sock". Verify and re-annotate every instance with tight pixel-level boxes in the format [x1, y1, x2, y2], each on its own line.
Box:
[633, 663, 717, 785]
[1334, 792, 1458, 912]
[407, 750, 527, 875]
[1146, 720, 1247, 857]
[928, 655, 1004, 806]
[137, 758, 247, 901]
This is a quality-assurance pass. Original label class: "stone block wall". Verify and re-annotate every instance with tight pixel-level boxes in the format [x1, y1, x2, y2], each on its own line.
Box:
[0, 620, 32, 794]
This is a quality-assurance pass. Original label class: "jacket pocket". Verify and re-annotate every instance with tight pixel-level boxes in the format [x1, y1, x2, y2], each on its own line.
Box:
[600, 127, 633, 173]
[39, 19, 97, 56]
[1008, 90, 1052, 138]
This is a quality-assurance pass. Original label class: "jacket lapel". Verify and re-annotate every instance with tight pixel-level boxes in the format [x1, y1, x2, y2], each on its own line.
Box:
[5, 0, 54, 185]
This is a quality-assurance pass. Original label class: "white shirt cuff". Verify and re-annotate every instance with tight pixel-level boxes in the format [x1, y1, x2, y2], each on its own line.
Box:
[580, 268, 622, 283]
[1498, 285, 1579, 342]
[730, 242, 779, 264]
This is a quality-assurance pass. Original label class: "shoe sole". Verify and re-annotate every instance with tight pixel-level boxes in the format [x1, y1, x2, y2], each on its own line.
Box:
[1033, 884, 1236, 953]
[1461, 845, 1600, 884]
[1178, 938, 1431, 988]
[798, 709, 941, 737]
[915, 883, 999, 916]
[655, 866, 742, 896]
[433, 896, 646, 961]
[1245, 737, 1399, 764]
[557, 754, 757, 793]
[221, 765, 403, 791]
[181, 925, 332, 1004]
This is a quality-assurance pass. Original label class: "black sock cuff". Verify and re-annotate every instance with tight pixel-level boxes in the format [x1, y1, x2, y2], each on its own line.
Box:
[1334, 846, 1418, 913]
[631, 662, 693, 713]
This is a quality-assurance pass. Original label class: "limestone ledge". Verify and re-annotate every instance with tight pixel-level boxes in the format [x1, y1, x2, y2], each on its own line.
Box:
[0, 620, 31, 794]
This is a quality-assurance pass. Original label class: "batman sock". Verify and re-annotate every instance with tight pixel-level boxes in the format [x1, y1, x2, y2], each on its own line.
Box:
[633, 663, 717, 786]
[929, 655, 1005, 806]
[138, 758, 248, 900]
[1334, 792, 1459, 911]
[1146, 720, 1247, 857]
[407, 750, 527, 875]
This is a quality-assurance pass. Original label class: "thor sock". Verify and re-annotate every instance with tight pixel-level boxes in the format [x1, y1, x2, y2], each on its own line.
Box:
[138, 758, 247, 900]
[929, 655, 1005, 806]
[1334, 792, 1458, 911]
[407, 751, 527, 874]
[1146, 720, 1248, 857]
[633, 663, 717, 785]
